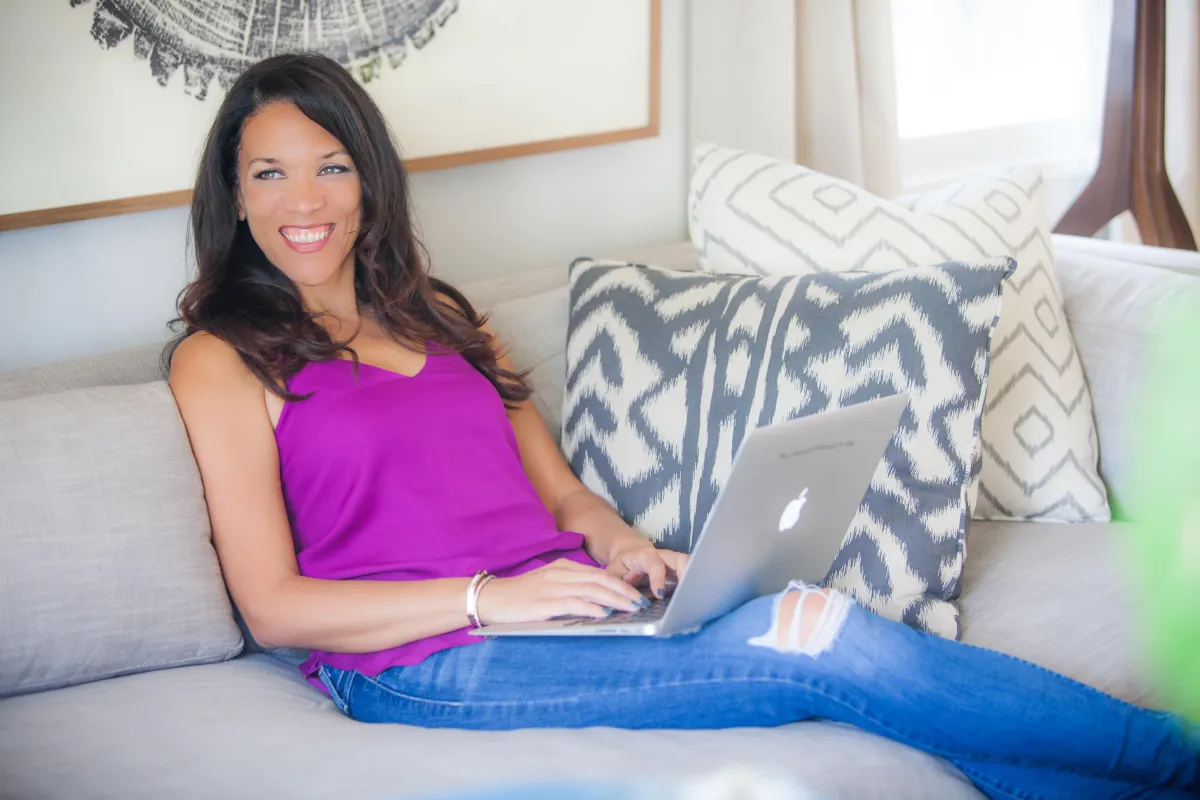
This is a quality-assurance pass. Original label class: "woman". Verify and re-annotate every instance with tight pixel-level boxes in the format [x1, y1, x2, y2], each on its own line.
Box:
[167, 53, 1198, 799]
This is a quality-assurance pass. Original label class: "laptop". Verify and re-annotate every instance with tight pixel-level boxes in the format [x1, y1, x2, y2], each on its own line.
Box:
[469, 393, 907, 638]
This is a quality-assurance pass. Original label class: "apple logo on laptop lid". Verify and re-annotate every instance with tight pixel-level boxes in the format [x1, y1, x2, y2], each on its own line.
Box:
[778, 488, 809, 532]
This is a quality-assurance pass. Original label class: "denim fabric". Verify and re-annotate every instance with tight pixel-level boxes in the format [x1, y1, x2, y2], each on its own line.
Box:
[323, 592, 1199, 800]
[317, 664, 350, 715]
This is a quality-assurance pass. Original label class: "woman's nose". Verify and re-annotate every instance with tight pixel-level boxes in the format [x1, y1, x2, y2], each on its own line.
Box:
[284, 176, 325, 216]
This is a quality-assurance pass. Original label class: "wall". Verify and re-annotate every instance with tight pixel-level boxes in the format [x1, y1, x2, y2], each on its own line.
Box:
[0, 0, 688, 372]
[688, 0, 795, 164]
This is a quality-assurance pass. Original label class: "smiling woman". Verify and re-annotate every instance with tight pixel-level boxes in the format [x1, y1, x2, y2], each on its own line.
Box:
[165, 52, 523, 405]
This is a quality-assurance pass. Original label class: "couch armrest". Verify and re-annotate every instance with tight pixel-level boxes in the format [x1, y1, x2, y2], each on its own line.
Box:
[1056, 248, 1200, 517]
[1053, 233, 1200, 278]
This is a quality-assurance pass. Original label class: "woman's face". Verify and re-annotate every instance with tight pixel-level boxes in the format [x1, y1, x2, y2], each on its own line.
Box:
[236, 102, 362, 291]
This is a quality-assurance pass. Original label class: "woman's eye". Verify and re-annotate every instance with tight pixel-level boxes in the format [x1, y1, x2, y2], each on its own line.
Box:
[254, 168, 283, 180]
[319, 164, 349, 175]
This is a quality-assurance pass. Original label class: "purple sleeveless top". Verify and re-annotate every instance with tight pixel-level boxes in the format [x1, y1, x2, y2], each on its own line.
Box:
[274, 344, 597, 690]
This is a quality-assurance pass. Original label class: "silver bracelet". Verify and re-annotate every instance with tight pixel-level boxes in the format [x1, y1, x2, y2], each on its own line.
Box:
[466, 570, 494, 628]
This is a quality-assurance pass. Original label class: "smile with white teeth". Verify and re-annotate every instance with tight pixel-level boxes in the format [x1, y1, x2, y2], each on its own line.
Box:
[280, 225, 333, 244]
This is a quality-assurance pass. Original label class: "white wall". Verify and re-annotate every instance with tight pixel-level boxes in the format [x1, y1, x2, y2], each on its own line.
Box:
[0, 0, 688, 372]
[688, 0, 795, 163]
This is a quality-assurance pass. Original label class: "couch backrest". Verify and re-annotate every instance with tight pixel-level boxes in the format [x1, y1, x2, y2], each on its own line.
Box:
[0, 343, 168, 402]
[1053, 247, 1200, 516]
[3, 239, 1198, 518]
[0, 241, 700, 423]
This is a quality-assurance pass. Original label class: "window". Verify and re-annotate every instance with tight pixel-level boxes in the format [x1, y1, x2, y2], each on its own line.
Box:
[890, 0, 1111, 192]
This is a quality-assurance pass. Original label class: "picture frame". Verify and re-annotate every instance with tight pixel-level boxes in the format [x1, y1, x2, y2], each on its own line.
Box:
[0, 0, 661, 232]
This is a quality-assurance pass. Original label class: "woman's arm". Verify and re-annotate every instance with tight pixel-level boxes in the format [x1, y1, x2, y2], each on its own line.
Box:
[170, 333, 643, 651]
[507, 397, 647, 566]
[486, 328, 688, 595]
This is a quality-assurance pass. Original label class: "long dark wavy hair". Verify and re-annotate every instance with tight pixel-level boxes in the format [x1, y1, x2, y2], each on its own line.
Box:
[165, 52, 529, 407]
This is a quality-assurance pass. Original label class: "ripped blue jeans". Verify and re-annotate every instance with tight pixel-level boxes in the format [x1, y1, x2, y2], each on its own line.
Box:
[319, 586, 1200, 800]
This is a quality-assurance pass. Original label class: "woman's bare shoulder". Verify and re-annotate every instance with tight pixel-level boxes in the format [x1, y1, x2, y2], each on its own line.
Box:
[169, 332, 259, 397]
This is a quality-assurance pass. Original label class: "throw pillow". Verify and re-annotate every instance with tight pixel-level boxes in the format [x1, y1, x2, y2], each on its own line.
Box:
[688, 144, 1109, 523]
[561, 257, 1013, 638]
[0, 382, 243, 697]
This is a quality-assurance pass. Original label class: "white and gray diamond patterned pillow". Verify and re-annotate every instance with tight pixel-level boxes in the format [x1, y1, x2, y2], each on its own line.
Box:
[562, 257, 1013, 638]
[688, 144, 1109, 523]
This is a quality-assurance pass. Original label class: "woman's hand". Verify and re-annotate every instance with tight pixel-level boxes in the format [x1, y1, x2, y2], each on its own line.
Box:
[476, 559, 649, 625]
[604, 539, 689, 600]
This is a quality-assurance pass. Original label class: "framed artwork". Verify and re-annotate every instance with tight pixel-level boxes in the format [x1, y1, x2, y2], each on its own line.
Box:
[0, 0, 660, 231]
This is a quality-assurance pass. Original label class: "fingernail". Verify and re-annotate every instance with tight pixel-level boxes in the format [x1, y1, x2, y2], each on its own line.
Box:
[600, 607, 614, 617]
[656, 588, 665, 599]
[636, 596, 651, 608]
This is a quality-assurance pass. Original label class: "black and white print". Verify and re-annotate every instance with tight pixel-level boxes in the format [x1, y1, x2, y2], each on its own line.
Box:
[70, 0, 459, 98]
[562, 258, 1013, 638]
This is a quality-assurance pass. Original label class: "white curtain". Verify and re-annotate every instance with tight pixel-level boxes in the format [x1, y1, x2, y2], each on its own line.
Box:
[793, 0, 902, 198]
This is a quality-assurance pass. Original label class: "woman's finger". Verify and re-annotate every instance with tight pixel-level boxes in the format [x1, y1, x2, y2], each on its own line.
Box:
[661, 549, 690, 578]
[573, 583, 643, 613]
[559, 568, 644, 604]
[604, 561, 638, 584]
[554, 599, 611, 619]
[620, 564, 648, 585]
[642, 552, 669, 600]
[553, 559, 639, 590]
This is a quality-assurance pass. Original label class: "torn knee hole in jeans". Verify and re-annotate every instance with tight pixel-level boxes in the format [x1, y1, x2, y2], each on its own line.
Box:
[749, 581, 850, 656]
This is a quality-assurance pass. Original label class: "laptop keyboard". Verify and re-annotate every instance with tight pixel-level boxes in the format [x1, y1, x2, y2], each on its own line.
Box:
[559, 598, 670, 628]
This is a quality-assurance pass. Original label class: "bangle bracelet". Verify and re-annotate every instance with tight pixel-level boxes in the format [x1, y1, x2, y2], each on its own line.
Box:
[466, 570, 494, 628]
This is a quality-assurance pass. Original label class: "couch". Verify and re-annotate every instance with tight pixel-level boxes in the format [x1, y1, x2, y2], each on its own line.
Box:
[1, 236, 1197, 800]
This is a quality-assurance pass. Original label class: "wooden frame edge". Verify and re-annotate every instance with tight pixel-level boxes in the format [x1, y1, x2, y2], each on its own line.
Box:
[0, 190, 194, 232]
[0, 0, 662, 233]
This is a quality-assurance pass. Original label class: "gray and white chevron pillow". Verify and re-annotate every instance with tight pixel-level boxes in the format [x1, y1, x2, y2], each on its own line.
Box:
[689, 144, 1109, 523]
[562, 257, 1013, 638]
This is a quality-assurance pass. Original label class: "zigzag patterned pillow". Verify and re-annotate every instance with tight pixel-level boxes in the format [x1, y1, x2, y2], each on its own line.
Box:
[689, 144, 1109, 523]
[562, 257, 1013, 638]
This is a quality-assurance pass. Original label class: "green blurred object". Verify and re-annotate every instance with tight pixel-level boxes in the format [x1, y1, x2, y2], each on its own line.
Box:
[1130, 290, 1200, 722]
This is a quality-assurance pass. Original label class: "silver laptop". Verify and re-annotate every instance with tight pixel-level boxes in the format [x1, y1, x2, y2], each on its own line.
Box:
[469, 393, 907, 639]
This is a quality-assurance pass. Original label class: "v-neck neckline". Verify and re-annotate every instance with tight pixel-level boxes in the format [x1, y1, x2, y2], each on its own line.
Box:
[334, 354, 429, 380]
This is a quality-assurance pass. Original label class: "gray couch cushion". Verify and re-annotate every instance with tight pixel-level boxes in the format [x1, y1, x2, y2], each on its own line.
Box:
[960, 520, 1155, 708]
[1054, 251, 1200, 518]
[486, 286, 571, 443]
[452, 241, 704, 312]
[0, 343, 166, 401]
[0, 382, 242, 697]
[0, 654, 980, 800]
